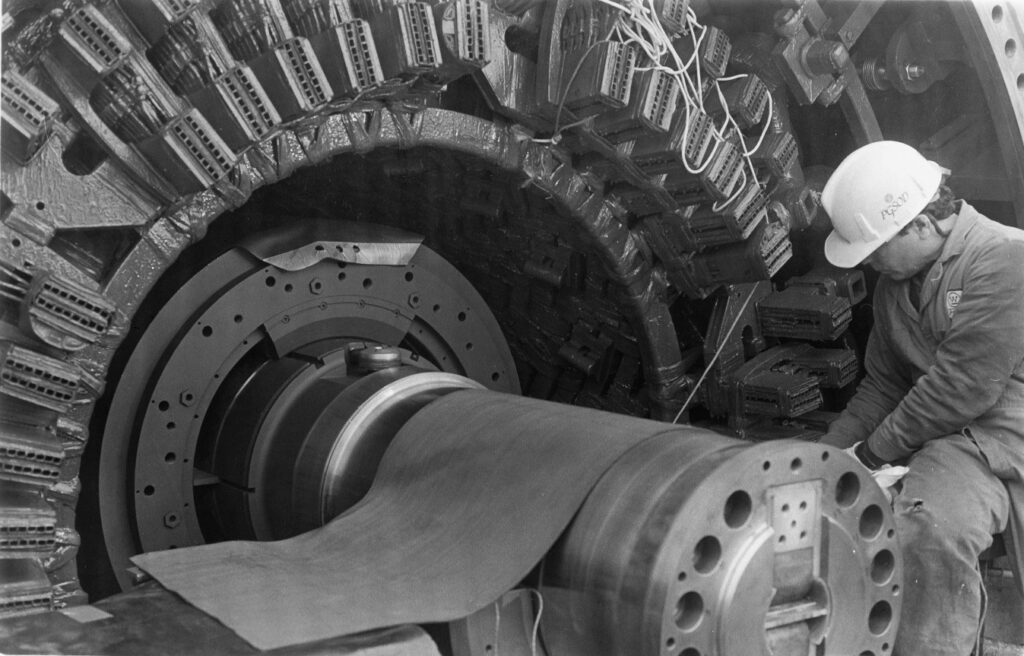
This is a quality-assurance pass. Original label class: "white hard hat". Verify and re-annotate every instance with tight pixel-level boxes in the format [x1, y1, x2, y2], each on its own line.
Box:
[821, 141, 942, 268]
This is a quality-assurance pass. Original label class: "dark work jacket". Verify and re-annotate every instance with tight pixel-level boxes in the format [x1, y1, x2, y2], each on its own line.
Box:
[825, 202, 1024, 594]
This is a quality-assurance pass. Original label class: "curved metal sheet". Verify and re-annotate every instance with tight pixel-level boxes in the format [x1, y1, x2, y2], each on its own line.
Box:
[132, 390, 703, 650]
[240, 219, 424, 270]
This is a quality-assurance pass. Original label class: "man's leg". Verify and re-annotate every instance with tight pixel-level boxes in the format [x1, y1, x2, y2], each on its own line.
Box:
[893, 434, 1010, 656]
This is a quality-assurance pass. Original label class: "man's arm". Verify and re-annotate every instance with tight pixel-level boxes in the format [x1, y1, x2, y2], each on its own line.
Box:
[821, 312, 913, 449]
[865, 239, 1024, 462]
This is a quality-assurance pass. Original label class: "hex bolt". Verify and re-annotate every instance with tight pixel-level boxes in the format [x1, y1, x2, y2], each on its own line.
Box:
[905, 63, 926, 80]
[817, 78, 846, 106]
[309, 278, 323, 294]
[163, 512, 181, 528]
[408, 293, 421, 309]
[179, 389, 195, 407]
[804, 40, 849, 76]
[776, 8, 797, 25]
[829, 43, 850, 70]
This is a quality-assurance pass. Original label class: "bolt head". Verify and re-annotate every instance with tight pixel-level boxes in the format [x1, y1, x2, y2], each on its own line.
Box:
[817, 78, 846, 106]
[905, 63, 926, 80]
[829, 43, 850, 69]
[776, 8, 798, 24]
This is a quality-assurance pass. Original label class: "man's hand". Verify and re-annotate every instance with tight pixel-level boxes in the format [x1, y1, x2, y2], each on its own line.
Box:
[872, 464, 909, 492]
[843, 442, 908, 502]
[851, 440, 888, 469]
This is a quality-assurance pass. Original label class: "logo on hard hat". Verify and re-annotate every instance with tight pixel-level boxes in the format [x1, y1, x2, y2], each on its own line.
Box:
[880, 191, 910, 222]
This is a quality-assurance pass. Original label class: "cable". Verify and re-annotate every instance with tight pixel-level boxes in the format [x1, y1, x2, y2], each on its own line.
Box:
[535, 37, 615, 145]
[530, 588, 544, 656]
[713, 72, 775, 173]
[745, 81, 774, 157]
[542, 0, 773, 211]
[711, 165, 748, 213]
[672, 283, 759, 424]
[492, 599, 501, 656]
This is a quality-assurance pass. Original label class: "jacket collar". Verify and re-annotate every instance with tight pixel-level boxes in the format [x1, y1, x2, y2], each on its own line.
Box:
[935, 201, 979, 264]
[895, 201, 977, 316]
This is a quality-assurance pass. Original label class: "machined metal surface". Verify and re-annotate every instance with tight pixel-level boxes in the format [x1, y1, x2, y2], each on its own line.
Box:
[0, 380, 898, 654]
[541, 435, 899, 656]
[291, 368, 485, 531]
[86, 224, 517, 593]
[111, 382, 897, 655]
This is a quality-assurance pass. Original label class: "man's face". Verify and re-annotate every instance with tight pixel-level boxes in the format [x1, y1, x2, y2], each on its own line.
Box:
[862, 220, 934, 280]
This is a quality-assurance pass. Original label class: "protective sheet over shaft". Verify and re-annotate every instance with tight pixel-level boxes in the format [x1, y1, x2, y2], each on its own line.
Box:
[132, 390, 683, 651]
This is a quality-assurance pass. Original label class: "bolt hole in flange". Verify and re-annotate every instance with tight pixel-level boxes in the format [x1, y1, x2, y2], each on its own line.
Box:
[871, 549, 896, 584]
[697, 444, 895, 655]
[723, 490, 752, 528]
[859, 504, 885, 539]
[675, 592, 704, 631]
[693, 536, 722, 574]
[836, 471, 862, 507]
[869, 600, 894, 635]
[91, 223, 518, 592]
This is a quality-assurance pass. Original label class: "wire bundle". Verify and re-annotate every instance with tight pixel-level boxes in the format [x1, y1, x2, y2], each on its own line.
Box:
[554, 0, 773, 209]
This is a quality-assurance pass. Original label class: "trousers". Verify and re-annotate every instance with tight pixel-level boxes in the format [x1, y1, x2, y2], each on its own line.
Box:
[893, 434, 1010, 656]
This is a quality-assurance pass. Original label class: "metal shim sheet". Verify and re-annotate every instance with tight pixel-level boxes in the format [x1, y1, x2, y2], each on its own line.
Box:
[133, 390, 681, 651]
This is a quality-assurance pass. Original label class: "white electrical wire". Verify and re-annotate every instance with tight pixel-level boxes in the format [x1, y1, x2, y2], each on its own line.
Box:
[714, 72, 775, 163]
[530, 588, 544, 656]
[672, 283, 759, 424]
[711, 165, 748, 213]
[746, 83, 775, 157]
[492, 599, 501, 656]
[538, 0, 776, 204]
[521, 0, 778, 423]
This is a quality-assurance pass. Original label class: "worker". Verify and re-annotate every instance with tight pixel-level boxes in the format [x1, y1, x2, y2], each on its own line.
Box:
[817, 141, 1024, 655]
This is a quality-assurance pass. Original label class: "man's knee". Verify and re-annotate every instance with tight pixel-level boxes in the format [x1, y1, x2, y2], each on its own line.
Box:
[895, 490, 994, 562]
[897, 434, 1008, 542]
[896, 497, 952, 548]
